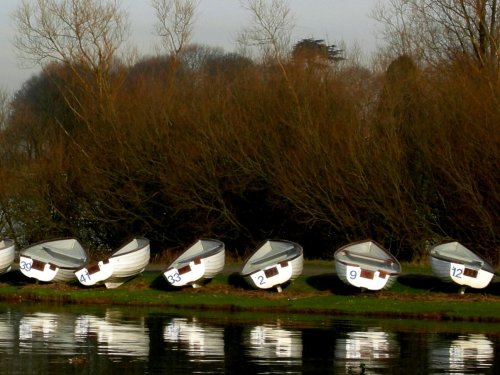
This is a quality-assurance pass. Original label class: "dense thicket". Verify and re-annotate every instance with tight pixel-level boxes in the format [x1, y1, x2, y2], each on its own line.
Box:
[0, 47, 498, 263]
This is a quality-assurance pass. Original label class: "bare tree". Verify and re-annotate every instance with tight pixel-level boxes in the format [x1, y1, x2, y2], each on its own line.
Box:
[13, 0, 130, 120]
[151, 0, 199, 57]
[237, 0, 295, 63]
[373, 0, 500, 68]
[237, 0, 300, 109]
[372, 0, 423, 60]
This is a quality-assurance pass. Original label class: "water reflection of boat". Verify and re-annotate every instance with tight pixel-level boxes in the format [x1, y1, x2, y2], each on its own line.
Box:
[75, 310, 149, 358]
[430, 333, 494, 373]
[245, 324, 302, 364]
[163, 317, 225, 358]
[335, 328, 398, 374]
[19, 312, 76, 354]
[0, 312, 14, 351]
[240, 240, 304, 292]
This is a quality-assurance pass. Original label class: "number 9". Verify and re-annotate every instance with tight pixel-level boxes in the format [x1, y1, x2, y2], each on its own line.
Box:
[349, 270, 357, 279]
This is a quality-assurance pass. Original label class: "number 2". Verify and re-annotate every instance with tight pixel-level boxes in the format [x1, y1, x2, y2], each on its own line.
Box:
[258, 275, 265, 285]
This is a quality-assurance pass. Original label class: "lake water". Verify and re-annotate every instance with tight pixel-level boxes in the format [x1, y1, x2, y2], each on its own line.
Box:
[0, 303, 498, 374]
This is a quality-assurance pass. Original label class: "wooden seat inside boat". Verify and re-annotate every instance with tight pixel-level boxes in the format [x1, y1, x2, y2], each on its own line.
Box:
[339, 250, 399, 273]
[250, 246, 297, 267]
[431, 250, 484, 269]
[40, 246, 86, 267]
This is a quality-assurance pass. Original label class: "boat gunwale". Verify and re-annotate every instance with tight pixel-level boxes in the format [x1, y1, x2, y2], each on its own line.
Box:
[20, 237, 88, 269]
[167, 238, 225, 269]
[429, 242, 495, 273]
[0, 239, 15, 251]
[334, 239, 401, 274]
[110, 237, 150, 258]
[20, 254, 85, 271]
[240, 239, 303, 277]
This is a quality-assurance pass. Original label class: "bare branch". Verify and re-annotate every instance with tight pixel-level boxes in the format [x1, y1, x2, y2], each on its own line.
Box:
[151, 0, 199, 56]
[237, 0, 295, 62]
[12, 0, 131, 127]
[373, 0, 499, 68]
[13, 0, 129, 71]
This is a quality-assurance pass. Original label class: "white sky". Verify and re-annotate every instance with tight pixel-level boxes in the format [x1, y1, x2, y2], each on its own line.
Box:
[0, 0, 382, 93]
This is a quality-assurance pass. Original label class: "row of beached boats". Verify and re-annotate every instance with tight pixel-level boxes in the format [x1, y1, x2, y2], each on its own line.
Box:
[0, 237, 496, 293]
[334, 240, 496, 293]
[14, 237, 151, 288]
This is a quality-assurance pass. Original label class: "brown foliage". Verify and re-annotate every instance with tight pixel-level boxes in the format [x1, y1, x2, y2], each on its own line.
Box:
[0, 48, 498, 264]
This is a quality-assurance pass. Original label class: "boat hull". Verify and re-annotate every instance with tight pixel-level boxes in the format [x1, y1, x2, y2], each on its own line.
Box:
[429, 256, 494, 289]
[243, 253, 303, 291]
[0, 239, 15, 274]
[104, 243, 150, 289]
[164, 239, 225, 288]
[335, 261, 398, 290]
[334, 240, 401, 291]
[76, 238, 150, 289]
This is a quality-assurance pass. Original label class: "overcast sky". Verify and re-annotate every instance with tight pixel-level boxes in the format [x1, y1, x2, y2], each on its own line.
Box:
[0, 0, 382, 93]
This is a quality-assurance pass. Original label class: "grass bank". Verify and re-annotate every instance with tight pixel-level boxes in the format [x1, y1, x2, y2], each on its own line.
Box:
[0, 262, 498, 323]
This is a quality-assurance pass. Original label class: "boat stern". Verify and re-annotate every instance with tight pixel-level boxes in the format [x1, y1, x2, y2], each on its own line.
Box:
[164, 257, 206, 287]
[342, 264, 395, 291]
[247, 260, 294, 292]
[75, 259, 114, 286]
[19, 256, 59, 282]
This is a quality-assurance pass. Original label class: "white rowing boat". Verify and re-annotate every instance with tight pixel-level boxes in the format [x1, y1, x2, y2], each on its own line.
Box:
[429, 241, 495, 293]
[19, 238, 88, 282]
[240, 240, 303, 292]
[75, 237, 150, 289]
[334, 240, 401, 291]
[0, 239, 15, 274]
[163, 238, 225, 288]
